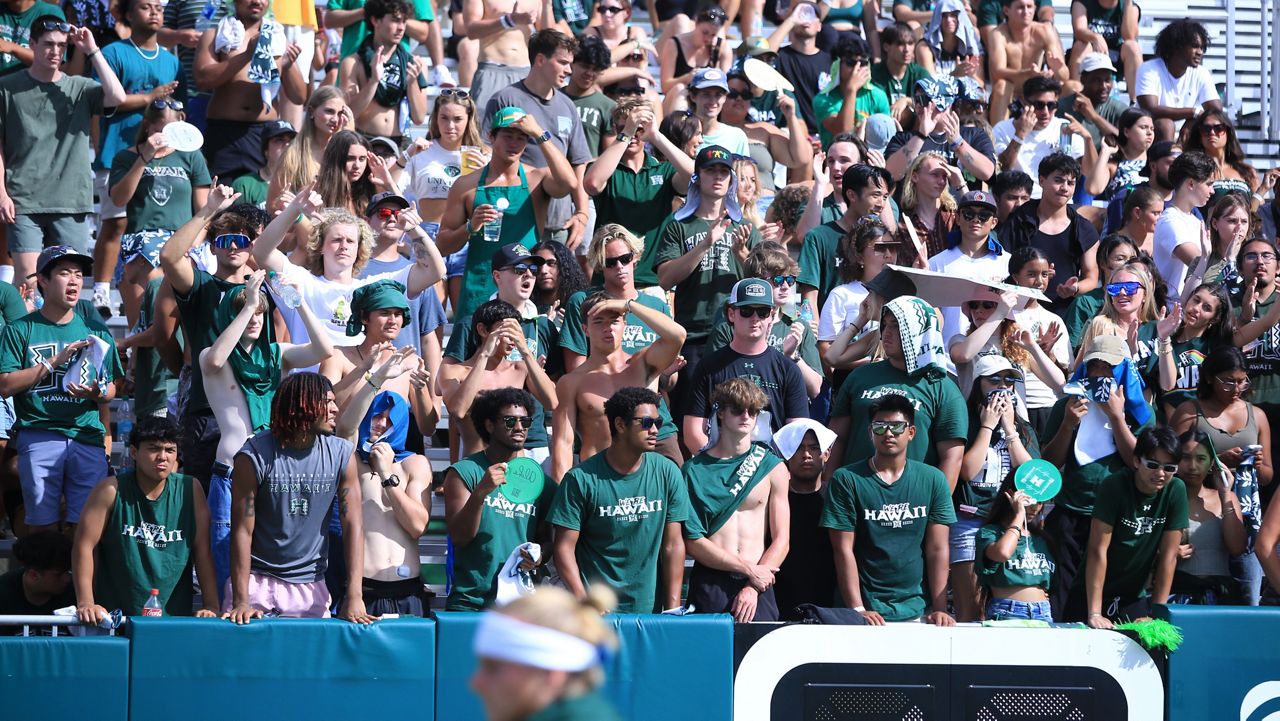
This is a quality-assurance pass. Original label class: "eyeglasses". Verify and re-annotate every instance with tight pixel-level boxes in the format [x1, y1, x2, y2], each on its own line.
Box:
[630, 416, 663, 430]
[726, 89, 749, 101]
[598, 4, 626, 14]
[842, 55, 869, 67]
[1244, 251, 1277, 263]
[771, 274, 797, 286]
[871, 420, 910, 436]
[604, 252, 635, 268]
[736, 306, 772, 318]
[1029, 101, 1057, 111]
[502, 415, 534, 429]
[39, 20, 72, 31]
[959, 208, 995, 223]
[1105, 281, 1143, 297]
[504, 262, 543, 275]
[1140, 458, 1179, 474]
[438, 88, 471, 99]
[1200, 124, 1228, 136]
[151, 99, 184, 111]
[375, 207, 401, 220]
[986, 374, 1021, 385]
[965, 300, 997, 311]
[213, 233, 252, 249]
[1216, 375, 1252, 390]
[724, 406, 761, 417]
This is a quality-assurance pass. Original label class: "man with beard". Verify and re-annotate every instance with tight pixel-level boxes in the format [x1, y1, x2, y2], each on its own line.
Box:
[771, 419, 839, 615]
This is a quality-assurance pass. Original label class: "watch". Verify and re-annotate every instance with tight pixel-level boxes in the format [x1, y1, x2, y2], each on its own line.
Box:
[381, 473, 401, 488]
[532, 130, 553, 144]
[615, 130, 633, 143]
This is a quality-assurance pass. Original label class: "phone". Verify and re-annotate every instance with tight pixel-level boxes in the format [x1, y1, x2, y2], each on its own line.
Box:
[1008, 98, 1025, 117]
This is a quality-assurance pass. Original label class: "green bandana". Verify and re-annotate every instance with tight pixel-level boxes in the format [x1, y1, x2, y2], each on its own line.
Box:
[346, 280, 412, 337]
[213, 287, 281, 432]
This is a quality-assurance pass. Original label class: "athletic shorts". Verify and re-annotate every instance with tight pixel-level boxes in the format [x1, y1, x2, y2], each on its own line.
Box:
[654, 0, 700, 21]
[94, 168, 128, 221]
[15, 428, 109, 526]
[469, 62, 530, 119]
[203, 118, 269, 181]
[687, 563, 779, 621]
[949, 515, 983, 565]
[180, 411, 222, 486]
[0, 397, 14, 441]
[9, 213, 91, 254]
[363, 576, 431, 617]
[120, 229, 172, 268]
[223, 572, 332, 618]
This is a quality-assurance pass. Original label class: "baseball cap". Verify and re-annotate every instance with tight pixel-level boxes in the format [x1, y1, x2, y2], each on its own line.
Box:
[864, 114, 897, 153]
[1148, 140, 1179, 163]
[691, 67, 730, 92]
[36, 245, 92, 276]
[695, 145, 735, 171]
[367, 136, 400, 157]
[865, 268, 915, 299]
[735, 36, 775, 59]
[261, 120, 297, 145]
[728, 277, 775, 307]
[492, 107, 528, 130]
[365, 191, 410, 217]
[1081, 334, 1129, 367]
[973, 355, 1024, 381]
[957, 190, 998, 211]
[1080, 53, 1118, 75]
[491, 243, 538, 272]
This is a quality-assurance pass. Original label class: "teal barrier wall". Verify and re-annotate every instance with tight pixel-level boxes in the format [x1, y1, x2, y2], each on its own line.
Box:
[436, 612, 735, 721]
[0, 636, 129, 721]
[126, 617, 437, 720]
[1159, 604, 1280, 721]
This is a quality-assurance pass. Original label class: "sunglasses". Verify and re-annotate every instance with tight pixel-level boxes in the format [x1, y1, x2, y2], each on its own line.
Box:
[611, 86, 645, 96]
[1029, 101, 1057, 111]
[213, 233, 252, 249]
[736, 306, 773, 318]
[1244, 251, 1277, 262]
[986, 373, 1021, 385]
[965, 300, 998, 311]
[871, 420, 910, 436]
[1140, 458, 1179, 474]
[375, 207, 401, 220]
[439, 88, 471, 99]
[771, 274, 797, 286]
[40, 20, 72, 31]
[1216, 375, 1252, 390]
[842, 55, 869, 67]
[726, 89, 749, 101]
[1199, 124, 1227, 136]
[502, 415, 534, 429]
[871, 243, 899, 255]
[598, 4, 626, 14]
[151, 98, 184, 111]
[959, 208, 995, 223]
[604, 252, 635, 268]
[630, 416, 663, 430]
[1105, 281, 1143, 297]
[504, 262, 544, 275]
[724, 406, 761, 417]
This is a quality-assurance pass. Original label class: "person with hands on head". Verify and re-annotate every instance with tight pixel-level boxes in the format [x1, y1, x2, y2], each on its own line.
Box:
[822, 394, 958, 625]
[73, 416, 219, 621]
[0, 18, 126, 286]
[226, 372, 372, 624]
[975, 479, 1056, 620]
[0, 246, 121, 534]
[338, 0, 428, 142]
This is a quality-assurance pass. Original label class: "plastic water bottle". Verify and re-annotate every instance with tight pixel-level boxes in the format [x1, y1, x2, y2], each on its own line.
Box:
[117, 400, 134, 467]
[142, 588, 162, 617]
[1059, 124, 1073, 155]
[484, 197, 509, 244]
[267, 271, 302, 309]
[195, 0, 219, 31]
[798, 299, 814, 326]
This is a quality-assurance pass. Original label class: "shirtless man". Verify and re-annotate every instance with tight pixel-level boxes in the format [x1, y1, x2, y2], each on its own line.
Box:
[439, 299, 557, 459]
[333, 346, 433, 616]
[338, 0, 428, 142]
[194, 0, 308, 180]
[550, 292, 686, 482]
[986, 0, 1068, 124]
[464, 0, 539, 115]
[682, 378, 790, 622]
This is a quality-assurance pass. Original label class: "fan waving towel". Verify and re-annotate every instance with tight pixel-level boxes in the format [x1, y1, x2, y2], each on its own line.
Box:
[216, 15, 285, 105]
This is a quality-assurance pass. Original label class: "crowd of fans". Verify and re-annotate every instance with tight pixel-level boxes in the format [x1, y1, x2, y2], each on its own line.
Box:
[0, 0, 1279, 637]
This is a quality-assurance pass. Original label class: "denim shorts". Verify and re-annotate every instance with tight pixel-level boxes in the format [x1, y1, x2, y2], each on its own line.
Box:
[950, 515, 983, 564]
[987, 597, 1053, 622]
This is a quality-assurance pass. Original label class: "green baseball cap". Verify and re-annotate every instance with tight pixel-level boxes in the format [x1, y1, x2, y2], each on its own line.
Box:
[492, 106, 528, 130]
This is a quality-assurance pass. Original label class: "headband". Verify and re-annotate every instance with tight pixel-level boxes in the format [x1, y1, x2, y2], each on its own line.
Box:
[473, 612, 602, 672]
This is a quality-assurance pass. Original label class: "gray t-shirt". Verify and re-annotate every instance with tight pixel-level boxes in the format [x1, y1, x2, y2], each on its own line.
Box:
[237, 431, 354, 583]
[0, 72, 104, 214]
[358, 256, 447, 357]
[481, 80, 590, 230]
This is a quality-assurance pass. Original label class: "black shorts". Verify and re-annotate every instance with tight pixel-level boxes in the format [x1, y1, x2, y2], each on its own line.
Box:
[688, 563, 779, 621]
[179, 411, 221, 488]
[203, 118, 269, 181]
[654, 0, 700, 21]
[363, 576, 433, 617]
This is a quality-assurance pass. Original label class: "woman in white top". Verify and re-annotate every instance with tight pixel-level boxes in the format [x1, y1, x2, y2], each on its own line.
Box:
[821, 219, 900, 369]
[1005, 247, 1069, 436]
[949, 283, 1063, 404]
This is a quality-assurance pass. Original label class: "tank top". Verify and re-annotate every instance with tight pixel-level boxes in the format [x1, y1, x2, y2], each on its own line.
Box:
[456, 164, 538, 321]
[1195, 399, 1264, 537]
[747, 140, 776, 194]
[96, 471, 197, 616]
[1177, 499, 1231, 578]
[674, 35, 721, 78]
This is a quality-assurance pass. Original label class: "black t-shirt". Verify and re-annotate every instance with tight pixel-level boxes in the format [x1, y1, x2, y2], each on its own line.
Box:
[0, 568, 75, 634]
[684, 345, 810, 434]
[774, 488, 838, 612]
[1034, 224, 1081, 311]
[774, 46, 833, 135]
[885, 126, 997, 176]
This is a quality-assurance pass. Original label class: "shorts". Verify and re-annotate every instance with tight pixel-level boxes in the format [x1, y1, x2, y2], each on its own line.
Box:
[654, 0, 699, 21]
[208, 461, 233, 595]
[687, 563, 779, 621]
[986, 597, 1053, 621]
[469, 62, 530, 119]
[120, 229, 172, 268]
[15, 428, 109, 525]
[444, 243, 467, 280]
[0, 396, 14, 441]
[363, 576, 431, 617]
[949, 515, 983, 564]
[93, 169, 128, 221]
[180, 411, 222, 484]
[281, 25, 315, 89]
[222, 572, 332, 618]
[203, 118, 269, 181]
[8, 213, 91, 254]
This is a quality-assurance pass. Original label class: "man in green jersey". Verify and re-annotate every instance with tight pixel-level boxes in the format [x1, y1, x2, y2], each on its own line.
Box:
[549, 387, 690, 613]
[822, 394, 956, 624]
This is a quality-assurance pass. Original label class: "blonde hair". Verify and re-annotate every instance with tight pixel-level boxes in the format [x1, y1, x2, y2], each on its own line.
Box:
[711, 377, 769, 414]
[735, 158, 763, 228]
[1102, 262, 1158, 325]
[587, 224, 644, 274]
[275, 86, 349, 195]
[306, 208, 374, 277]
[499, 586, 619, 694]
[901, 152, 957, 214]
[428, 93, 484, 147]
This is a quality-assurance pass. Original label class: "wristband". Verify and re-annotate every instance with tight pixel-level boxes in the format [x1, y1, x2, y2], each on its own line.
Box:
[912, 131, 927, 141]
[84, 48, 99, 58]
[39, 359, 54, 375]
[853, 606, 866, 612]
[1254, 193, 1266, 203]
[1012, 135, 1027, 145]
[364, 372, 382, 390]
[982, 425, 996, 432]
[499, 13, 514, 28]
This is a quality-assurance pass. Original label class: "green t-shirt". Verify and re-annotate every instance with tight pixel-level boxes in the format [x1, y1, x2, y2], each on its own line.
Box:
[547, 451, 690, 613]
[820, 459, 956, 621]
[869, 62, 932, 104]
[331, 0, 434, 59]
[175, 269, 242, 416]
[798, 220, 847, 311]
[231, 172, 269, 210]
[830, 361, 968, 468]
[593, 156, 681, 289]
[109, 148, 211, 233]
[0, 311, 123, 445]
[558, 288, 669, 358]
[1085, 472, 1189, 600]
[682, 444, 782, 539]
[95, 470, 197, 616]
[445, 451, 555, 611]
[551, 0, 590, 34]
[1064, 288, 1105, 350]
[654, 216, 761, 342]
[974, 525, 1056, 591]
[0, 72, 104, 214]
[812, 85, 892, 147]
[566, 90, 615, 158]
[706, 304, 822, 375]
[0, 1, 64, 75]
[1045, 396, 1154, 515]
[0, 282, 27, 329]
[133, 277, 177, 419]
[1242, 291, 1280, 405]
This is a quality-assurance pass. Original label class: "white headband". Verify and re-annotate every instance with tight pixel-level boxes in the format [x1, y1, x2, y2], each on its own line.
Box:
[473, 612, 601, 672]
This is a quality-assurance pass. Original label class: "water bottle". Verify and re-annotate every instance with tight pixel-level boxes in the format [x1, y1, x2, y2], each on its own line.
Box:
[484, 197, 509, 244]
[798, 299, 814, 326]
[1059, 124, 1073, 155]
[117, 400, 134, 467]
[195, 0, 219, 31]
[267, 271, 302, 309]
[142, 588, 162, 617]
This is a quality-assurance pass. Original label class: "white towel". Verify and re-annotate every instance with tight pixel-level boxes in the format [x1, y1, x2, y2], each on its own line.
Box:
[495, 542, 541, 607]
[62, 335, 110, 392]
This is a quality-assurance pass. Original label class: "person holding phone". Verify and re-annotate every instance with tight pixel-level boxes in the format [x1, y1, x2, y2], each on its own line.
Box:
[1168, 429, 1247, 605]
[975, 478, 1056, 620]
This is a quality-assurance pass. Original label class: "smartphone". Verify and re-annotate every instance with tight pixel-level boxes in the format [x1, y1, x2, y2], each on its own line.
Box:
[1008, 98, 1025, 117]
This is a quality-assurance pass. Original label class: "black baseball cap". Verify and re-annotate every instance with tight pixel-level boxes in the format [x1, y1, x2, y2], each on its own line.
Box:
[491, 243, 539, 272]
[261, 120, 297, 145]
[365, 191, 410, 217]
[36, 245, 92, 276]
[695, 145, 734, 171]
[865, 268, 915, 299]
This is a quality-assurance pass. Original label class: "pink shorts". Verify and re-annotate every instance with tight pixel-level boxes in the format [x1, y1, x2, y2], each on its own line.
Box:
[223, 572, 332, 618]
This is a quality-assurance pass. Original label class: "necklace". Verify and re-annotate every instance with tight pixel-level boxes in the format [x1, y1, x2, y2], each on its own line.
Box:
[129, 38, 160, 61]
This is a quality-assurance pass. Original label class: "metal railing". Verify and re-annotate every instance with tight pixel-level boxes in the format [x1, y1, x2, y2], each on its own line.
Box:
[1267, 0, 1280, 138]
[0, 611, 125, 637]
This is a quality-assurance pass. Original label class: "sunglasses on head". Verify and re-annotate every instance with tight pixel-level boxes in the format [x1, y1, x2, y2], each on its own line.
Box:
[438, 88, 471, 99]
[505, 261, 544, 275]
[771, 274, 797, 286]
[151, 99, 184, 111]
[871, 420, 910, 435]
[1105, 281, 1143, 297]
[604, 252, 635, 268]
[375, 207, 401, 220]
[1140, 458, 1178, 474]
[40, 20, 72, 32]
[736, 306, 772, 318]
[630, 416, 663, 430]
[959, 208, 995, 223]
[213, 233, 252, 249]
[965, 300, 997, 311]
[502, 415, 534, 429]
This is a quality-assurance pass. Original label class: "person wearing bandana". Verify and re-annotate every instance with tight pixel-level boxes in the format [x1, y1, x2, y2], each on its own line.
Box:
[339, 0, 428, 144]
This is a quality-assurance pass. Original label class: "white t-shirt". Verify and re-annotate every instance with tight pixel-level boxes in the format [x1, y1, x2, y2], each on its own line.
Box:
[818, 280, 873, 342]
[991, 117, 1086, 198]
[928, 247, 1011, 345]
[278, 261, 415, 349]
[1135, 58, 1219, 117]
[1011, 304, 1070, 409]
[406, 143, 463, 202]
[1153, 206, 1204, 301]
[698, 123, 751, 158]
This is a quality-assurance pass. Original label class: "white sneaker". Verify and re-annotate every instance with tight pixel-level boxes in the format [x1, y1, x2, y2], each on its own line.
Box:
[430, 64, 456, 88]
[93, 285, 112, 319]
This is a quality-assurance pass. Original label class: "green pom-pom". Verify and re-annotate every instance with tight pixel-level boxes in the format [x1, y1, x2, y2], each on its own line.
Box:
[1114, 618, 1184, 652]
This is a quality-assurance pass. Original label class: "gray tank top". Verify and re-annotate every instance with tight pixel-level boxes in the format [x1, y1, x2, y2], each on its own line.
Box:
[747, 140, 776, 194]
[1194, 400, 1258, 454]
[1177, 502, 1231, 578]
[237, 431, 354, 583]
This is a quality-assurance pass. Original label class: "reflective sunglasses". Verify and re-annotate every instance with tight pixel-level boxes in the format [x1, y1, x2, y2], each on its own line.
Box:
[1199, 123, 1227, 136]
[959, 208, 995, 223]
[438, 88, 471, 99]
[151, 98, 184, 111]
[986, 373, 1021, 385]
[375, 207, 402, 220]
[1105, 281, 1143, 297]
[736, 306, 772, 318]
[40, 20, 72, 31]
[1216, 375, 1252, 391]
[771, 274, 797, 286]
[504, 262, 544, 275]
[1140, 458, 1179, 474]
[871, 420, 910, 436]
[213, 233, 252, 249]
[630, 416, 663, 430]
[502, 415, 534, 429]
[604, 252, 635, 268]
[965, 300, 997, 311]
